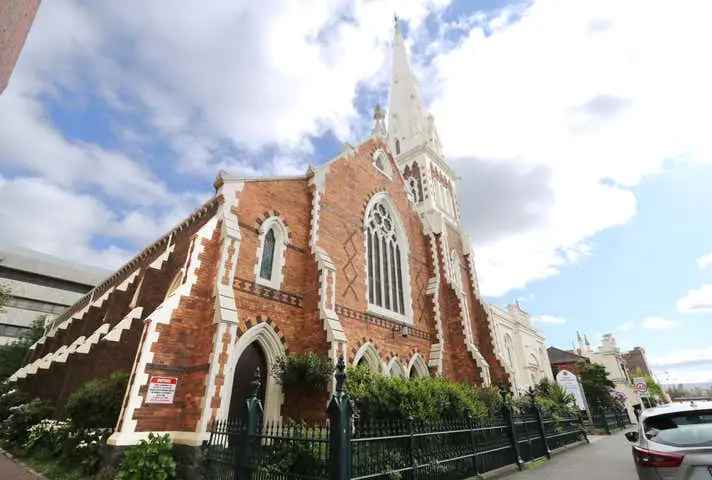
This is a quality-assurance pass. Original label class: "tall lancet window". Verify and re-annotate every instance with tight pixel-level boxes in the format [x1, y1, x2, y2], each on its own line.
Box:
[366, 196, 409, 319]
[259, 229, 276, 280]
[255, 217, 287, 290]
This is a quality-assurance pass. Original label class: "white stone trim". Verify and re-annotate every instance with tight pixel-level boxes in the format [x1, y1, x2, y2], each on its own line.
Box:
[308, 166, 347, 368]
[216, 321, 286, 423]
[386, 357, 406, 378]
[108, 216, 218, 447]
[253, 216, 288, 291]
[407, 353, 430, 378]
[75, 323, 110, 354]
[352, 342, 383, 373]
[150, 234, 175, 270]
[104, 307, 144, 343]
[117, 269, 140, 292]
[107, 430, 209, 447]
[372, 148, 393, 180]
[196, 180, 243, 435]
[426, 233, 444, 374]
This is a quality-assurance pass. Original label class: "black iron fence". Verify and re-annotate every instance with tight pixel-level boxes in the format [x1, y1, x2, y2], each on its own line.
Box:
[205, 359, 589, 480]
[590, 404, 631, 434]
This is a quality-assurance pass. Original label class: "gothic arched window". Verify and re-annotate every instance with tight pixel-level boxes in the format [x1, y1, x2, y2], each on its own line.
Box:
[504, 334, 514, 368]
[408, 177, 421, 203]
[255, 217, 288, 290]
[259, 229, 276, 280]
[395, 139, 401, 155]
[365, 196, 410, 320]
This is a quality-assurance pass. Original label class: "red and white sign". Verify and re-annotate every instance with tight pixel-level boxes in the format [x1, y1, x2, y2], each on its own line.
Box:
[146, 376, 177, 404]
[633, 377, 649, 396]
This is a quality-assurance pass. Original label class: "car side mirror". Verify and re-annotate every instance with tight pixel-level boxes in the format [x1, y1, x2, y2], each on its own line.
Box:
[625, 431, 639, 443]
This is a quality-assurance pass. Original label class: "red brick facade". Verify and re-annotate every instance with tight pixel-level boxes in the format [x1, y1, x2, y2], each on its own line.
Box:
[0, 0, 40, 94]
[13, 136, 509, 446]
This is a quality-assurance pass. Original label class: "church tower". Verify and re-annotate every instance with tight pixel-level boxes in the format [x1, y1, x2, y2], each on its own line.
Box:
[386, 20, 459, 227]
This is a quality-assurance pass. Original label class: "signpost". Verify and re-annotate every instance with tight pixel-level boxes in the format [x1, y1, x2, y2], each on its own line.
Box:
[633, 377, 649, 397]
[146, 376, 178, 404]
[556, 369, 588, 411]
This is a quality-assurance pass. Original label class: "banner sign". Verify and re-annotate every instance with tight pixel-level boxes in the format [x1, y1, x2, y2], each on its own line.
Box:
[556, 369, 588, 410]
[146, 376, 177, 404]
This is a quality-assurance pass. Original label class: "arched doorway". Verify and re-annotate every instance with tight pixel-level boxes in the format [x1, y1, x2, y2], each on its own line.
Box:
[228, 342, 267, 420]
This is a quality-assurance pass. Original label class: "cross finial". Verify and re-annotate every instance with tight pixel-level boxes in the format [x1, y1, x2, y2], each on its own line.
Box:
[394, 14, 399, 31]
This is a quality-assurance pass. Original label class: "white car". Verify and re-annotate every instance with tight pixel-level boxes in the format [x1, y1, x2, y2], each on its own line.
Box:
[626, 401, 712, 479]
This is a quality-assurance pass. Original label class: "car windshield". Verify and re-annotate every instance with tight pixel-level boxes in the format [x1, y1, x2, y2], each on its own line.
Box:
[645, 409, 712, 447]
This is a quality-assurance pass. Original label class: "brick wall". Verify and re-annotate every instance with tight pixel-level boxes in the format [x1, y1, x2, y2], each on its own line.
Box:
[0, 0, 40, 93]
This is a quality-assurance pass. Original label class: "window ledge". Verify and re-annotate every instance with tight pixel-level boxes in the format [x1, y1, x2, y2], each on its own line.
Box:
[366, 304, 411, 326]
[255, 276, 281, 291]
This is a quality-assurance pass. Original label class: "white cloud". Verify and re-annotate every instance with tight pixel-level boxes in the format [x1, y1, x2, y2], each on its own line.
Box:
[677, 285, 712, 313]
[531, 314, 566, 324]
[4, 0, 712, 296]
[697, 252, 712, 270]
[640, 316, 677, 330]
[426, 0, 712, 295]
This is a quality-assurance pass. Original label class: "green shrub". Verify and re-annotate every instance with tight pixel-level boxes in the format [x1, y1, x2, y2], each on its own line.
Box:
[64, 427, 113, 474]
[345, 366, 488, 423]
[272, 353, 333, 391]
[0, 384, 30, 422]
[24, 419, 71, 456]
[0, 398, 54, 447]
[260, 424, 326, 476]
[65, 371, 129, 429]
[116, 433, 176, 480]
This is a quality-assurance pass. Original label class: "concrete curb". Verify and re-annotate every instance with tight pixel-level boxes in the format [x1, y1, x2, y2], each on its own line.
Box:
[0, 446, 50, 480]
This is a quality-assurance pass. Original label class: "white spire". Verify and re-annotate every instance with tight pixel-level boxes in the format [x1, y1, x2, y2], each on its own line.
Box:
[387, 20, 442, 156]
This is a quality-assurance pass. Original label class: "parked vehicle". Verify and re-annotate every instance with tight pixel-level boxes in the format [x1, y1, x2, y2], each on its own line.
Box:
[625, 401, 712, 479]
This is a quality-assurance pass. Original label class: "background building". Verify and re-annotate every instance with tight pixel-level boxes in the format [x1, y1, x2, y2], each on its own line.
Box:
[579, 333, 637, 419]
[0, 246, 107, 344]
[547, 346, 589, 377]
[0, 0, 41, 94]
[489, 303, 553, 394]
[622, 346, 652, 377]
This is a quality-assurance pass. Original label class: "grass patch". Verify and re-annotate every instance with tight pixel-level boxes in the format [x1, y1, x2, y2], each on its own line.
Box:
[18, 451, 89, 480]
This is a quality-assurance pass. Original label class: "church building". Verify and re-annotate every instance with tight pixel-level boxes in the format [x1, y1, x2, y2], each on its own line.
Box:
[8, 24, 509, 448]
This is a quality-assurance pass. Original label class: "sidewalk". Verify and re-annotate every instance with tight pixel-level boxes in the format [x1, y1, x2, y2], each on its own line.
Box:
[495, 430, 636, 480]
[0, 451, 40, 480]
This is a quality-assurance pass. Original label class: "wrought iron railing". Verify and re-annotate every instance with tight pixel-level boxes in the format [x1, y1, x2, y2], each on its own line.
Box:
[590, 404, 631, 434]
[204, 359, 589, 480]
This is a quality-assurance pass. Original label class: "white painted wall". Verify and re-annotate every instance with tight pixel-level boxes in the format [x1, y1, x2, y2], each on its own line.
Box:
[489, 303, 553, 394]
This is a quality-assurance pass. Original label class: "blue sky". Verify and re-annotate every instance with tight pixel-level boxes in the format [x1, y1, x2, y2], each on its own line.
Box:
[1, 0, 711, 383]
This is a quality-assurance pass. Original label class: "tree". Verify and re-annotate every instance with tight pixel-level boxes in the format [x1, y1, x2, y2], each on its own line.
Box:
[0, 315, 46, 381]
[577, 361, 616, 406]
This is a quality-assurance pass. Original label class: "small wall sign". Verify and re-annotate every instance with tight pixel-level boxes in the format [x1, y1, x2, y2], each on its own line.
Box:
[146, 376, 178, 404]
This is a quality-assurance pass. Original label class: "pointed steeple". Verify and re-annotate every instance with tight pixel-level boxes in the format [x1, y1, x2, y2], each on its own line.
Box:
[387, 18, 441, 157]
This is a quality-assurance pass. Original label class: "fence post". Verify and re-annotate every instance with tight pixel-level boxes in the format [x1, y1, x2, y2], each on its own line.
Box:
[467, 415, 480, 477]
[529, 396, 551, 459]
[238, 368, 264, 479]
[598, 402, 610, 435]
[578, 411, 590, 444]
[407, 416, 418, 477]
[327, 356, 353, 480]
[500, 388, 523, 470]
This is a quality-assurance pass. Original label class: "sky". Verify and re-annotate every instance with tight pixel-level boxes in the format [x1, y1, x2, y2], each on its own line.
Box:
[1, 0, 711, 384]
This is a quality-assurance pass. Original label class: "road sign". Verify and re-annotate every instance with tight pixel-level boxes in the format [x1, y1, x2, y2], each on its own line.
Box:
[633, 377, 649, 397]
